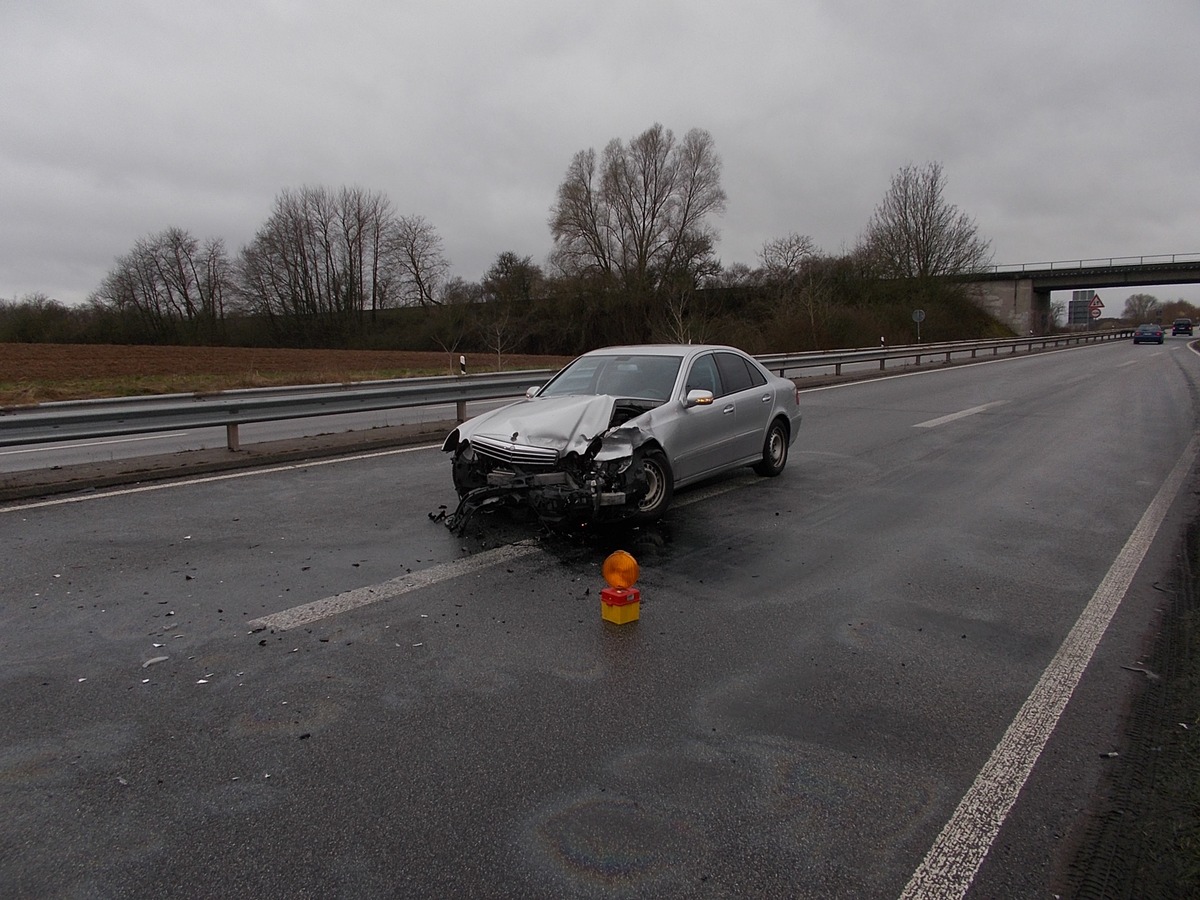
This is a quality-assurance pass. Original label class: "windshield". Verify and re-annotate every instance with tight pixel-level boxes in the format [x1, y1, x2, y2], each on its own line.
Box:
[539, 354, 683, 402]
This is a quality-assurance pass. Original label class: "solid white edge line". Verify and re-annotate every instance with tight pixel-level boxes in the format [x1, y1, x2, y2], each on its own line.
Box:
[0, 443, 441, 513]
[248, 541, 541, 631]
[0, 432, 191, 456]
[899, 433, 1199, 900]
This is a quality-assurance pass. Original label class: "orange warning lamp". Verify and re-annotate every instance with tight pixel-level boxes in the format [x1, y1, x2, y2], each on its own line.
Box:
[602, 550, 639, 590]
[600, 551, 641, 624]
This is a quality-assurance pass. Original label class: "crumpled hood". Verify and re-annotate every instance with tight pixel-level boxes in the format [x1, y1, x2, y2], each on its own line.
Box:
[457, 394, 620, 456]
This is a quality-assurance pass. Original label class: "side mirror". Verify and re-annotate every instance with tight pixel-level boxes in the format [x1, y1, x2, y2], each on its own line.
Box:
[525, 386, 541, 399]
[685, 389, 715, 408]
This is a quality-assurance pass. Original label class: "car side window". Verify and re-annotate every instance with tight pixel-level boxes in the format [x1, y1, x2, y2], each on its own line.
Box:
[685, 354, 721, 397]
[714, 351, 756, 395]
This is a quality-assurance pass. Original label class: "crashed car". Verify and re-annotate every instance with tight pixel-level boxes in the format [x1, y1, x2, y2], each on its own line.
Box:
[441, 344, 803, 527]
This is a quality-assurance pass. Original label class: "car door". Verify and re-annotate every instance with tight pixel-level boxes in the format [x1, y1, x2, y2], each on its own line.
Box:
[714, 350, 772, 461]
[668, 352, 740, 482]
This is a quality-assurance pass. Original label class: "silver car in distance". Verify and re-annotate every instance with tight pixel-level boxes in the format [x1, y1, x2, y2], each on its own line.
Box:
[441, 344, 802, 528]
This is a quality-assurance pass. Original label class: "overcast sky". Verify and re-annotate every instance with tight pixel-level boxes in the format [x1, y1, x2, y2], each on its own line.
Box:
[4, 0, 1199, 311]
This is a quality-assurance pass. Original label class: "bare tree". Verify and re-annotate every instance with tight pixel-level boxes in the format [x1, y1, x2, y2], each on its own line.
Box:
[858, 162, 992, 279]
[758, 233, 833, 343]
[1122, 292, 1160, 322]
[481, 251, 543, 304]
[549, 123, 726, 328]
[427, 276, 479, 368]
[759, 233, 818, 280]
[91, 227, 231, 342]
[237, 186, 403, 343]
[479, 302, 518, 370]
[392, 215, 449, 307]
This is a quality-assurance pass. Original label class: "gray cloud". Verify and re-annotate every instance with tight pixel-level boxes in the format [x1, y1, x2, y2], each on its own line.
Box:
[3, 0, 1198, 306]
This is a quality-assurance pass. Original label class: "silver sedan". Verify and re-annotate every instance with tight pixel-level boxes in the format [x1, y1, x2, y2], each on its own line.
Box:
[441, 344, 802, 527]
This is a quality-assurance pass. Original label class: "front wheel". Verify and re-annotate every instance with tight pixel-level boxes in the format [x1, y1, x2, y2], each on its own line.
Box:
[753, 419, 789, 476]
[633, 449, 674, 521]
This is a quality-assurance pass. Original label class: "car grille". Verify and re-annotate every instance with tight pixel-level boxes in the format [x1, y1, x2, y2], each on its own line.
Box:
[471, 434, 560, 468]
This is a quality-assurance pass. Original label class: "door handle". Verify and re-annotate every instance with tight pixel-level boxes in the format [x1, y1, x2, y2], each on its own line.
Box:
[723, 405, 735, 414]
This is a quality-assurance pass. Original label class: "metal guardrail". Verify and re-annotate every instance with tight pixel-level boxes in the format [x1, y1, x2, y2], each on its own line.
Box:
[756, 329, 1129, 377]
[0, 331, 1132, 451]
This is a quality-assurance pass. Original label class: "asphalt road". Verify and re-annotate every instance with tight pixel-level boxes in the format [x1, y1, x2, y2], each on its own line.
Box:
[2, 338, 1197, 898]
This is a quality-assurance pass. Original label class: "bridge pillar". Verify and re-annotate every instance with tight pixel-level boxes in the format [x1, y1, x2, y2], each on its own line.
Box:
[969, 277, 1049, 334]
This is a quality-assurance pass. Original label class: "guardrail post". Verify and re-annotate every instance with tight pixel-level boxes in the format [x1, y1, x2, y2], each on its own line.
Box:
[226, 423, 240, 452]
[456, 400, 467, 423]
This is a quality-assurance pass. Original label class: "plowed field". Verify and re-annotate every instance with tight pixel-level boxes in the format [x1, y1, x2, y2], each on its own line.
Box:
[0, 343, 572, 404]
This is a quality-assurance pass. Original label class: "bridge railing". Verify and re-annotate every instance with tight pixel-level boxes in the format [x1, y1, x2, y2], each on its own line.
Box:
[0, 330, 1132, 452]
[985, 253, 1200, 274]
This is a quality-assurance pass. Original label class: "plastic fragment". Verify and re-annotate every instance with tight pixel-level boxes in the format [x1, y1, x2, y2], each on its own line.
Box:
[197, 679, 208, 684]
[142, 656, 169, 668]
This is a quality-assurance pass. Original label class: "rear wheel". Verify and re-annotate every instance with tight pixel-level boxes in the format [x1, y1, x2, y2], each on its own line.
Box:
[634, 449, 673, 521]
[753, 419, 789, 476]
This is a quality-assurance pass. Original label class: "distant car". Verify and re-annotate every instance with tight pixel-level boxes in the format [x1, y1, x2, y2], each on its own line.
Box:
[1172, 318, 1193, 335]
[1133, 323, 1165, 344]
[441, 344, 803, 527]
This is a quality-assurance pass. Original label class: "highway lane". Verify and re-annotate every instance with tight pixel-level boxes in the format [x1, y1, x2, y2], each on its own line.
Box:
[1, 339, 1197, 898]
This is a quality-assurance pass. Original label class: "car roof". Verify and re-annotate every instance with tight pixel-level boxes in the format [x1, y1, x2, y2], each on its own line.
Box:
[581, 344, 745, 356]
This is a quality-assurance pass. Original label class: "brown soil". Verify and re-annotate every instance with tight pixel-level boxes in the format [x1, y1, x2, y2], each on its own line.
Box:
[0, 343, 573, 403]
[0, 343, 569, 381]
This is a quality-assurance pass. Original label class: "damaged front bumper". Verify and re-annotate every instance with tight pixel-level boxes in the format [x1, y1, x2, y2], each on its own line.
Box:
[445, 438, 647, 531]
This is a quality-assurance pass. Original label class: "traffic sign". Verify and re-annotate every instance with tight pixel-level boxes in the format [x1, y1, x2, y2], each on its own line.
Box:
[1090, 307, 1101, 319]
[1089, 296, 1104, 309]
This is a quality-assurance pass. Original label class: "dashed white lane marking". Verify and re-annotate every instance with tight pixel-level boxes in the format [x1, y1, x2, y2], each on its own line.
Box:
[914, 401, 1009, 429]
[248, 541, 541, 632]
[900, 433, 1199, 900]
[246, 475, 756, 631]
[0, 444, 440, 513]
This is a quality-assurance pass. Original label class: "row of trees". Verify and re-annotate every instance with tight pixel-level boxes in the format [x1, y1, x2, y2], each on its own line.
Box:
[1119, 293, 1200, 324]
[87, 186, 452, 346]
[5, 127, 1005, 354]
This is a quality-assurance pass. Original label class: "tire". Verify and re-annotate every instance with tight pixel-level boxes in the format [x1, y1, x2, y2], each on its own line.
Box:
[753, 419, 789, 477]
[634, 449, 674, 521]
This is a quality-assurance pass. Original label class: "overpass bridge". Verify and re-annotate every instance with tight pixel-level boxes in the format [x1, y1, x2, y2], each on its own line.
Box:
[968, 253, 1200, 333]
